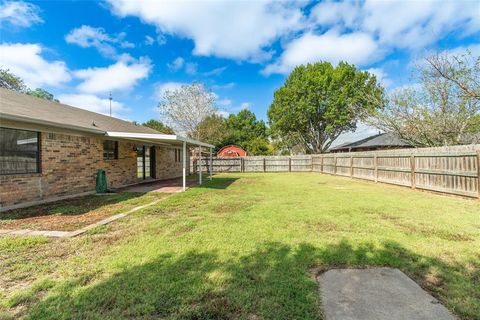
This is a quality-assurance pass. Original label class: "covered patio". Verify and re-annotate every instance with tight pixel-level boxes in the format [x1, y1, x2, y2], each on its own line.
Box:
[116, 176, 201, 193]
[106, 131, 214, 191]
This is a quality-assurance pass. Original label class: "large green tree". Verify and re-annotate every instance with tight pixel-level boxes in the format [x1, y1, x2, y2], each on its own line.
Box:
[195, 114, 228, 150]
[268, 62, 385, 153]
[224, 109, 271, 155]
[142, 119, 175, 134]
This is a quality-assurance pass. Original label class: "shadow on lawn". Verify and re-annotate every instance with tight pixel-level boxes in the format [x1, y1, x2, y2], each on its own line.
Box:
[0, 192, 145, 220]
[22, 241, 478, 319]
[195, 177, 239, 190]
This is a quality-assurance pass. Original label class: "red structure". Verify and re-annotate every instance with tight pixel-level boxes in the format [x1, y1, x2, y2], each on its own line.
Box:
[217, 145, 247, 157]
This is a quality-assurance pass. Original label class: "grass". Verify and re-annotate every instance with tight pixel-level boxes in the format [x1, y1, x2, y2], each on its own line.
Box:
[0, 173, 479, 319]
[0, 192, 164, 231]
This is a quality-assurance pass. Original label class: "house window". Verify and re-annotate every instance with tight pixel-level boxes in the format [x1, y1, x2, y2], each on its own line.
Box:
[103, 140, 118, 160]
[174, 148, 182, 163]
[0, 127, 40, 175]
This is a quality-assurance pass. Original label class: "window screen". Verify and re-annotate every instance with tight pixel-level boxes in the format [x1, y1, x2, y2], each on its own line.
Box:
[103, 140, 118, 160]
[0, 127, 40, 175]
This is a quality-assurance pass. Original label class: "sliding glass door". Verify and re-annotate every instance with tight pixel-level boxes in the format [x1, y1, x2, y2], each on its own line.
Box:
[136, 146, 155, 179]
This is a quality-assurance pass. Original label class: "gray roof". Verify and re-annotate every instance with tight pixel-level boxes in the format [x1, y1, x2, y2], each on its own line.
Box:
[0, 88, 159, 134]
[330, 132, 411, 151]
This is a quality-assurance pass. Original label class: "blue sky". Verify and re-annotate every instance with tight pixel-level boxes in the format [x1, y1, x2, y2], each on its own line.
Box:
[1, 0, 479, 143]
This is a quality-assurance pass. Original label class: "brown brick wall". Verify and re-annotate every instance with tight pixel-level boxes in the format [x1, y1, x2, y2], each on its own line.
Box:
[0, 130, 189, 210]
[155, 146, 188, 180]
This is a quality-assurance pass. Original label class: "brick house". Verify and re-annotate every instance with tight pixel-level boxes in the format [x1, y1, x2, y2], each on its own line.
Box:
[0, 88, 214, 211]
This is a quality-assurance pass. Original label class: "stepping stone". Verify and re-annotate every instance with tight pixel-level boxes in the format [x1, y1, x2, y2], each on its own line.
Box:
[318, 268, 454, 320]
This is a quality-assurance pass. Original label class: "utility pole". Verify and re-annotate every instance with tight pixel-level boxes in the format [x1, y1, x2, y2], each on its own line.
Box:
[109, 92, 112, 117]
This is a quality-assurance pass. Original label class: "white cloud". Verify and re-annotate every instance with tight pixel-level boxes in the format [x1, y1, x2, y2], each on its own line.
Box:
[154, 81, 186, 100]
[310, 0, 360, 27]
[0, 1, 42, 27]
[215, 110, 229, 118]
[311, 0, 480, 50]
[264, 0, 480, 76]
[439, 43, 480, 60]
[156, 33, 167, 45]
[239, 102, 251, 110]
[74, 57, 151, 94]
[107, 0, 306, 61]
[217, 98, 232, 107]
[363, 0, 479, 49]
[57, 93, 129, 117]
[167, 57, 185, 71]
[366, 68, 392, 88]
[167, 57, 198, 75]
[185, 62, 198, 75]
[144, 35, 155, 45]
[65, 25, 134, 58]
[203, 66, 227, 77]
[263, 31, 380, 75]
[0, 43, 70, 88]
[212, 82, 235, 90]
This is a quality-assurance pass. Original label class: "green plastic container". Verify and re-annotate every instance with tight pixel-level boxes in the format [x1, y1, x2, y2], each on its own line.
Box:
[96, 169, 108, 193]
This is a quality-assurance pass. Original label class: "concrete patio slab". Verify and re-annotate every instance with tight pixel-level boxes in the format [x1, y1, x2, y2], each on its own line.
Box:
[117, 177, 198, 193]
[318, 268, 454, 320]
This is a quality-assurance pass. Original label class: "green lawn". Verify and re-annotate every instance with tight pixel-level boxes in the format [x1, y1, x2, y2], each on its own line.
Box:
[1, 173, 479, 319]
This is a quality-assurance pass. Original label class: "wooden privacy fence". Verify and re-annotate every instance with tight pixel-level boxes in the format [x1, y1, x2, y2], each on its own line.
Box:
[192, 156, 312, 173]
[192, 144, 480, 199]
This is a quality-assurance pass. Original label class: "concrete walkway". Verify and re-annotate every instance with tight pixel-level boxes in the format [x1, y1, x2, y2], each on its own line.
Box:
[0, 199, 161, 238]
[318, 268, 454, 320]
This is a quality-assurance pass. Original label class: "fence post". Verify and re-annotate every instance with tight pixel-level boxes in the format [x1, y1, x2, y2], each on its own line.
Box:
[263, 157, 266, 172]
[241, 157, 244, 173]
[334, 155, 337, 175]
[321, 155, 324, 173]
[374, 153, 378, 183]
[288, 157, 292, 172]
[310, 155, 313, 171]
[477, 150, 480, 199]
[350, 155, 353, 178]
[410, 155, 416, 189]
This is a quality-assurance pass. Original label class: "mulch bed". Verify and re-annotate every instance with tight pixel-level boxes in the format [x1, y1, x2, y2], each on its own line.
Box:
[0, 192, 163, 231]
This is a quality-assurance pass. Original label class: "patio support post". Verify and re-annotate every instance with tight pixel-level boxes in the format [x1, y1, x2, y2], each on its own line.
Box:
[209, 147, 213, 180]
[198, 146, 202, 185]
[182, 141, 186, 191]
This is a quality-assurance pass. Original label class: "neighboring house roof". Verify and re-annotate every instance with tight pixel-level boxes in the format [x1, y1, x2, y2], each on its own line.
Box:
[329, 132, 411, 152]
[217, 145, 246, 152]
[0, 87, 159, 134]
[0, 88, 214, 148]
[217, 145, 247, 156]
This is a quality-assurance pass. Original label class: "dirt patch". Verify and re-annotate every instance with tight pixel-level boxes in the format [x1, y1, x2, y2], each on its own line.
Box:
[172, 225, 195, 236]
[0, 193, 164, 231]
[369, 213, 473, 242]
[394, 222, 474, 242]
